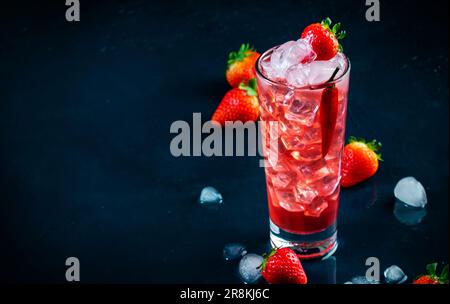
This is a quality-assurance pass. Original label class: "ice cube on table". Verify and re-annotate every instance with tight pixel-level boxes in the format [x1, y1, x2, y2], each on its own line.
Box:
[223, 243, 247, 261]
[238, 253, 263, 284]
[394, 177, 427, 208]
[199, 186, 223, 204]
[268, 39, 316, 79]
[384, 265, 408, 284]
[349, 276, 380, 284]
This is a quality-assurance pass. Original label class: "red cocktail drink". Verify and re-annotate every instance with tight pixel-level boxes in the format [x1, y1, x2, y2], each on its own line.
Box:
[256, 40, 350, 259]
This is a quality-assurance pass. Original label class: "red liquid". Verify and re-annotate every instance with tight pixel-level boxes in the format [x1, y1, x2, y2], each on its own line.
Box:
[257, 63, 350, 235]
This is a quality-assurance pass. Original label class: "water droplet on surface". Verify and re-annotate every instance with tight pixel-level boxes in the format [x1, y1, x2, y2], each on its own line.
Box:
[223, 243, 247, 261]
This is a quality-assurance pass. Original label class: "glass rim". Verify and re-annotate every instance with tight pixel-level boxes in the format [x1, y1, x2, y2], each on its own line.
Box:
[255, 45, 351, 90]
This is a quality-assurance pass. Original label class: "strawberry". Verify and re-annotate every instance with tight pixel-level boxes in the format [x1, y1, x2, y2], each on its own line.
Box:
[320, 68, 340, 157]
[341, 137, 382, 188]
[261, 248, 307, 284]
[211, 78, 259, 125]
[226, 44, 260, 88]
[413, 263, 449, 285]
[301, 17, 346, 61]
[413, 276, 440, 284]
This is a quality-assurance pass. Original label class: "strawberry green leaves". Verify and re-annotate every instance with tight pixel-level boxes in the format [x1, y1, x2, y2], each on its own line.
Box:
[227, 43, 256, 68]
[348, 136, 383, 161]
[321, 17, 332, 28]
[320, 17, 346, 52]
[259, 248, 277, 271]
[426, 262, 438, 276]
[440, 265, 449, 283]
[321, 17, 346, 40]
[427, 263, 449, 284]
[416, 262, 449, 284]
[238, 78, 258, 97]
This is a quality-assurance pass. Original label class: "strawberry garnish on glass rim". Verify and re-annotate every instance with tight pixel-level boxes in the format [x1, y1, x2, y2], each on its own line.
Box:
[301, 17, 346, 60]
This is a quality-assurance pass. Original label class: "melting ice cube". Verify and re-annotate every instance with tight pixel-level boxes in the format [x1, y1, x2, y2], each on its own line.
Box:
[394, 177, 427, 208]
[384, 265, 408, 284]
[349, 276, 380, 284]
[238, 253, 263, 284]
[223, 243, 247, 261]
[199, 186, 223, 205]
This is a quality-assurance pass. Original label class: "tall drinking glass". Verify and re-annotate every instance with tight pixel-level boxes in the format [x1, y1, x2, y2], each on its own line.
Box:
[256, 47, 350, 259]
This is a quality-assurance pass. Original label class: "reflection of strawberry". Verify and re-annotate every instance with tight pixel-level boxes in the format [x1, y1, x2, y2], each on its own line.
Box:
[211, 78, 259, 126]
[341, 137, 382, 188]
[261, 248, 307, 284]
[413, 263, 449, 284]
[301, 17, 346, 61]
[226, 44, 260, 87]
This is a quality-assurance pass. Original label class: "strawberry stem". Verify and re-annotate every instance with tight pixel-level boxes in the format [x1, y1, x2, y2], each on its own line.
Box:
[259, 248, 277, 271]
[227, 43, 255, 69]
[426, 262, 438, 276]
[238, 78, 258, 96]
[348, 136, 383, 161]
[320, 17, 346, 53]
[439, 264, 449, 284]
[416, 262, 449, 284]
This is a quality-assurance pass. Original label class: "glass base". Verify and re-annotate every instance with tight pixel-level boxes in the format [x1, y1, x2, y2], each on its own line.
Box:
[269, 220, 338, 260]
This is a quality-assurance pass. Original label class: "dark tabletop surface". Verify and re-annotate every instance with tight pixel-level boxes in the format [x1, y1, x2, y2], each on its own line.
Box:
[1, 0, 448, 283]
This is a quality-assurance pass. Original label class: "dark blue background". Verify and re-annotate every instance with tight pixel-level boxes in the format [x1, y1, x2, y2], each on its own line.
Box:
[1, 0, 448, 283]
